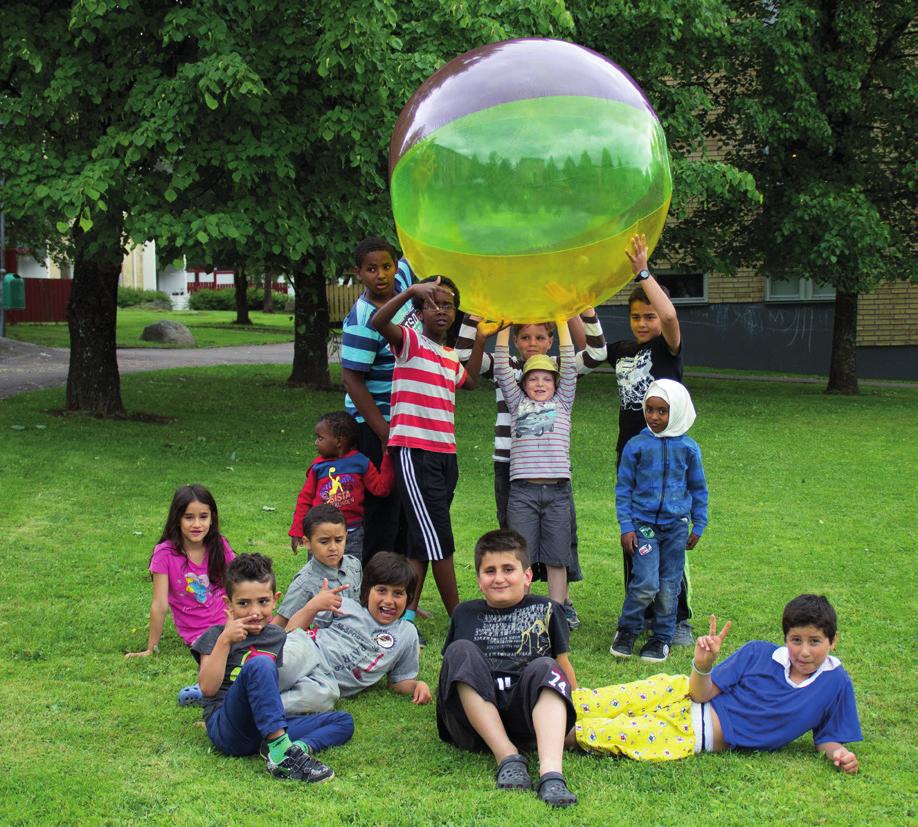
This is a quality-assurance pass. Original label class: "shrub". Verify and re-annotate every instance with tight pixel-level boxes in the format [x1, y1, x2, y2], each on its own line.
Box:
[188, 288, 235, 310]
[118, 287, 171, 308]
[187, 287, 290, 311]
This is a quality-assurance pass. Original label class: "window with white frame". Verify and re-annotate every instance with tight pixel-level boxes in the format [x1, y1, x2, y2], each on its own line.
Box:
[653, 270, 708, 304]
[766, 276, 835, 302]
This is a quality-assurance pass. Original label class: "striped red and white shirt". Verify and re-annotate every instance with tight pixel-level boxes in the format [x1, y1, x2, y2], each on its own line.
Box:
[388, 326, 468, 453]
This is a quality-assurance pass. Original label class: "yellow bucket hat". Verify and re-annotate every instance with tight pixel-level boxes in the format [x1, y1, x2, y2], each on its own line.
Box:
[521, 354, 560, 381]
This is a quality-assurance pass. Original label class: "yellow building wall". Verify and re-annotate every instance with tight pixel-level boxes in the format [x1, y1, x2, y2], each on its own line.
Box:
[856, 280, 918, 346]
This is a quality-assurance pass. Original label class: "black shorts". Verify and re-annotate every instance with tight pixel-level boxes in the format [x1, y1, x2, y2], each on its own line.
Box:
[394, 447, 458, 562]
[436, 639, 576, 752]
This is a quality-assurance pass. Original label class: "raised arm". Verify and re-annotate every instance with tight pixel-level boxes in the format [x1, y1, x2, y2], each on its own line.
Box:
[370, 288, 414, 351]
[198, 608, 248, 697]
[567, 314, 587, 351]
[573, 307, 607, 374]
[461, 319, 506, 391]
[455, 313, 495, 377]
[555, 320, 577, 406]
[688, 615, 731, 703]
[492, 327, 522, 413]
[626, 233, 681, 355]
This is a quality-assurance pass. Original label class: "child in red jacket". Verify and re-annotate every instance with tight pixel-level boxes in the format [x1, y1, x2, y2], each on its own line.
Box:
[288, 411, 394, 563]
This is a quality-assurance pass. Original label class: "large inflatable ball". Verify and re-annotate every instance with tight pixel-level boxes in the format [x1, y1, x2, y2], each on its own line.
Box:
[389, 38, 671, 322]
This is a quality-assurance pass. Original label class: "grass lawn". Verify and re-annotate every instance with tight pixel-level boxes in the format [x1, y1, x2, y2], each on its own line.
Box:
[5, 307, 296, 349]
[1, 366, 915, 825]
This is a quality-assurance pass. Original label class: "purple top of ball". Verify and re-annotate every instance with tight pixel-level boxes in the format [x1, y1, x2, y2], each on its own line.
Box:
[389, 38, 659, 178]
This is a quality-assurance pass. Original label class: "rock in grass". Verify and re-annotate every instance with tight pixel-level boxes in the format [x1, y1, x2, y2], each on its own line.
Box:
[140, 320, 196, 346]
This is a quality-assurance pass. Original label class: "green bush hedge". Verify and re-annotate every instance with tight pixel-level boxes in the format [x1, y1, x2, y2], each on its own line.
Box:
[187, 287, 290, 311]
[117, 287, 171, 308]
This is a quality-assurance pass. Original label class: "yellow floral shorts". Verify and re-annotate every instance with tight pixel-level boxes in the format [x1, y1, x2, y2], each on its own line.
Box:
[573, 673, 697, 761]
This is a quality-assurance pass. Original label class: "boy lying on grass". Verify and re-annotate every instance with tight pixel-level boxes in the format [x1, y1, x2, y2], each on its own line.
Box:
[573, 594, 861, 772]
[274, 551, 431, 714]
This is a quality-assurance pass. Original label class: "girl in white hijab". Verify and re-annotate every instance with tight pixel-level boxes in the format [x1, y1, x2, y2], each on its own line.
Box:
[642, 378, 696, 437]
[611, 378, 708, 663]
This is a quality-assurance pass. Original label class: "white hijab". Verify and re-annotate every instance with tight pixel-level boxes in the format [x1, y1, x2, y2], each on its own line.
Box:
[643, 379, 696, 438]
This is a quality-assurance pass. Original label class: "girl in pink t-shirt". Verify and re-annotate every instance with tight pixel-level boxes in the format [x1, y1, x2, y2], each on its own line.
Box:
[126, 485, 235, 667]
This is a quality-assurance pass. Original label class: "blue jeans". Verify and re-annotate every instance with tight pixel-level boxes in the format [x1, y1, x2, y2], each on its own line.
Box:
[206, 657, 354, 756]
[617, 521, 688, 644]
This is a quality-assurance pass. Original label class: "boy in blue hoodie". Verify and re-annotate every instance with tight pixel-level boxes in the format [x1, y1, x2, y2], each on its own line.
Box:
[611, 379, 707, 663]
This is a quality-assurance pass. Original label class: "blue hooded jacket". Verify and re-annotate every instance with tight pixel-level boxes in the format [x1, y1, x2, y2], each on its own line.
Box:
[616, 427, 708, 535]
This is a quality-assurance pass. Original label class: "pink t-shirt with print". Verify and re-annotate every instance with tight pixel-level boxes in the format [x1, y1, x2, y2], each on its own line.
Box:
[149, 537, 235, 645]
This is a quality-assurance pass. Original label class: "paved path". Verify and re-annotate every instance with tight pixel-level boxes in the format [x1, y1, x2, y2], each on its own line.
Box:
[0, 338, 300, 401]
[1, 337, 913, 401]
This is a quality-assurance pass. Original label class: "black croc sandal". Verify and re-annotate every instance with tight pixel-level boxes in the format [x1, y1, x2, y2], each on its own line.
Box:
[495, 754, 531, 790]
[537, 772, 577, 807]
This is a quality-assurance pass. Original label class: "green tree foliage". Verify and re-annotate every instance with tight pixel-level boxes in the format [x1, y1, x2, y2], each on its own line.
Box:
[0, 0, 574, 408]
[705, 0, 916, 392]
[569, 0, 763, 273]
[574, 1, 915, 392]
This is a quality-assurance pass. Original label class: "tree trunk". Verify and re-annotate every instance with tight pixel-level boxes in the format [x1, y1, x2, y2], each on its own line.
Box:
[233, 265, 251, 325]
[262, 271, 274, 313]
[66, 215, 126, 417]
[287, 253, 331, 388]
[826, 290, 859, 394]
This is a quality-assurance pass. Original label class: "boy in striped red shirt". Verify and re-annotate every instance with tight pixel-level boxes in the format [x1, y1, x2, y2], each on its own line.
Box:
[371, 276, 488, 631]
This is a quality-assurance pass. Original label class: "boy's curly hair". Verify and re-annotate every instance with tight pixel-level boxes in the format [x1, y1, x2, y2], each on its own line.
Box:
[317, 410, 358, 451]
[354, 236, 398, 268]
[224, 553, 276, 597]
[782, 594, 837, 640]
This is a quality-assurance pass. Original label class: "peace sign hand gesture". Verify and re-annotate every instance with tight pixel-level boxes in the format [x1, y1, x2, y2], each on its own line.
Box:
[693, 614, 731, 673]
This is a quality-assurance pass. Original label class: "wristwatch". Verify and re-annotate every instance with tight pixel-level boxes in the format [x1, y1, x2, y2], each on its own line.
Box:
[636, 269, 651, 281]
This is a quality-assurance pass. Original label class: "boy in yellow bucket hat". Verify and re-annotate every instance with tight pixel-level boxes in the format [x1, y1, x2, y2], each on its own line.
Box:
[493, 321, 579, 610]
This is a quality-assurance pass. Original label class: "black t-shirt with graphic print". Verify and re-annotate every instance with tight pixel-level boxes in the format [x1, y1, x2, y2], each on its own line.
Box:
[442, 594, 570, 679]
[608, 334, 683, 456]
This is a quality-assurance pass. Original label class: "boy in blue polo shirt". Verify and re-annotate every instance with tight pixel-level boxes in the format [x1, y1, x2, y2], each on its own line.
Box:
[573, 594, 861, 772]
[340, 237, 418, 564]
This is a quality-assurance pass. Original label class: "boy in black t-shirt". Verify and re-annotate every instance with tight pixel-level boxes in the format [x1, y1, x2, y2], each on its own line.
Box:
[607, 233, 693, 643]
[436, 530, 577, 808]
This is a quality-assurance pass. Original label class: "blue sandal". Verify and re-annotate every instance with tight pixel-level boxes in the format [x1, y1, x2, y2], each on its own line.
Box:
[177, 683, 204, 707]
